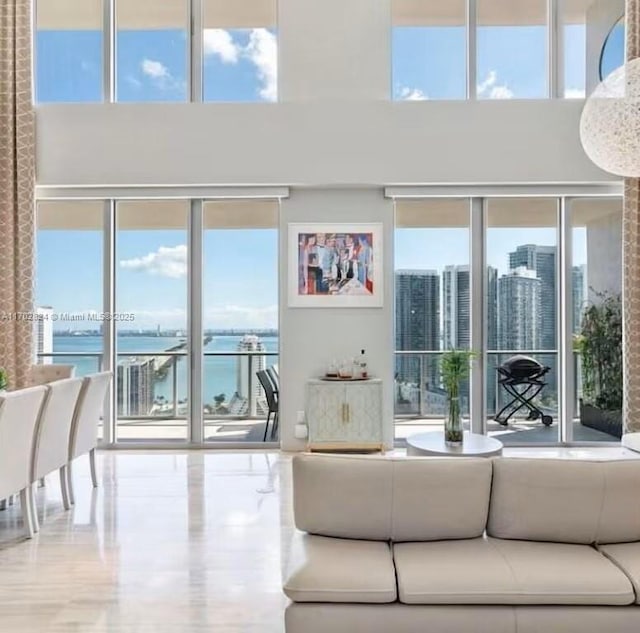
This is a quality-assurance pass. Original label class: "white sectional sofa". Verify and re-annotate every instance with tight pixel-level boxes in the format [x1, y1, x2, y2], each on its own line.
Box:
[283, 454, 640, 633]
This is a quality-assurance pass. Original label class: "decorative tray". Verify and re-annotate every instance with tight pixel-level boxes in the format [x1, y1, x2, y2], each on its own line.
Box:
[320, 376, 370, 381]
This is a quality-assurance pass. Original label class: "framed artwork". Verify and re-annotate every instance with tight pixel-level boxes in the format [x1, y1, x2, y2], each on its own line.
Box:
[288, 223, 383, 308]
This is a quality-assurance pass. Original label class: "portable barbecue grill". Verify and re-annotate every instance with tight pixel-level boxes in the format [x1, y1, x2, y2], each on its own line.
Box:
[494, 355, 553, 427]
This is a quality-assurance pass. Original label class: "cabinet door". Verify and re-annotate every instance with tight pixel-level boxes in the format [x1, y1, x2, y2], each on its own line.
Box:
[306, 383, 345, 443]
[345, 383, 383, 442]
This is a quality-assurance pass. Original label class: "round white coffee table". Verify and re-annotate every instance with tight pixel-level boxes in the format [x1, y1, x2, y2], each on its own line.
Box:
[407, 431, 503, 457]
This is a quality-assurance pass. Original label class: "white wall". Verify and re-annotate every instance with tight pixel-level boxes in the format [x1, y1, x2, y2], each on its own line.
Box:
[279, 189, 395, 450]
[278, 0, 391, 101]
[36, 100, 613, 187]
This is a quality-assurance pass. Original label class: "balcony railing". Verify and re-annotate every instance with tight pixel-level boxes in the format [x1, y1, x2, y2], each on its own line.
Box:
[394, 349, 564, 420]
[37, 350, 278, 421]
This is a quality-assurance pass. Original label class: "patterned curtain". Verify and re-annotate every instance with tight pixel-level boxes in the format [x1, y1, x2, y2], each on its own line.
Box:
[624, 0, 640, 433]
[0, 0, 35, 389]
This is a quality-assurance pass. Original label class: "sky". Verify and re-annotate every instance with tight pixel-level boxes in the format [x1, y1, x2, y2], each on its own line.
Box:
[35, 21, 624, 330]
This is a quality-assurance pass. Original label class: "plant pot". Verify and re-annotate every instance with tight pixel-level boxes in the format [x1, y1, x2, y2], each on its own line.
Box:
[445, 397, 463, 446]
[579, 400, 623, 439]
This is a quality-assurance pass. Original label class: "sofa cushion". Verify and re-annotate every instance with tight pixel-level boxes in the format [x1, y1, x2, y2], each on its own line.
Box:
[487, 458, 640, 544]
[391, 458, 492, 541]
[393, 537, 634, 605]
[284, 534, 397, 603]
[292, 455, 393, 540]
[599, 542, 640, 605]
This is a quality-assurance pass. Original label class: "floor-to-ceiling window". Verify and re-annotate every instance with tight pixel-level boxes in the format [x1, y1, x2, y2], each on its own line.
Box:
[485, 198, 559, 444]
[202, 200, 279, 443]
[570, 198, 623, 442]
[393, 192, 622, 446]
[394, 199, 471, 441]
[115, 201, 189, 442]
[35, 197, 280, 446]
[35, 201, 106, 436]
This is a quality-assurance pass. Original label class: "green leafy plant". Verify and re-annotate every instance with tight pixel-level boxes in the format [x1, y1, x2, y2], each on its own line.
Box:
[441, 350, 474, 443]
[575, 292, 622, 411]
[441, 349, 474, 399]
[0, 368, 8, 391]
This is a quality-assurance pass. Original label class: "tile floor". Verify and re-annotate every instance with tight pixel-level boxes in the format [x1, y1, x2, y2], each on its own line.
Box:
[0, 447, 638, 632]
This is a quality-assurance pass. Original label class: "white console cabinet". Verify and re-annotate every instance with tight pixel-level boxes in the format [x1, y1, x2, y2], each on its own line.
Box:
[305, 378, 383, 451]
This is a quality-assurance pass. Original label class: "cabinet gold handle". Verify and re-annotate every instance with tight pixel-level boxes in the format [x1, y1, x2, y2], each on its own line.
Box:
[346, 404, 350, 423]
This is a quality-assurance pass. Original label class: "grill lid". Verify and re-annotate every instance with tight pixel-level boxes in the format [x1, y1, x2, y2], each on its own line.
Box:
[500, 355, 544, 380]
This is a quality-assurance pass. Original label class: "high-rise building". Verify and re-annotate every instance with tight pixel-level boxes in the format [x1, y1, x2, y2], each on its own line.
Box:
[509, 245, 556, 350]
[236, 335, 267, 413]
[395, 270, 440, 387]
[573, 265, 586, 333]
[117, 357, 155, 417]
[443, 265, 470, 350]
[498, 267, 542, 351]
[34, 306, 54, 364]
[486, 267, 499, 414]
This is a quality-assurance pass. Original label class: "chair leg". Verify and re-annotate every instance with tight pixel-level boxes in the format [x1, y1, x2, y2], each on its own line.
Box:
[67, 461, 75, 506]
[89, 449, 98, 488]
[270, 411, 279, 440]
[19, 488, 35, 539]
[60, 466, 71, 510]
[262, 410, 272, 442]
[9, 494, 15, 506]
[0, 499, 6, 511]
[29, 484, 40, 533]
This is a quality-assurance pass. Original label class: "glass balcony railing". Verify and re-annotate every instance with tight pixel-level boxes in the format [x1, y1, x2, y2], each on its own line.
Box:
[37, 350, 279, 423]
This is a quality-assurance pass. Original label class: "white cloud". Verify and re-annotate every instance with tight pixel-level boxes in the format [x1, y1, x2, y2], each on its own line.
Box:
[245, 29, 278, 102]
[120, 245, 187, 279]
[141, 59, 170, 80]
[477, 70, 514, 99]
[398, 86, 428, 101]
[202, 28, 277, 101]
[203, 29, 240, 63]
[565, 88, 586, 99]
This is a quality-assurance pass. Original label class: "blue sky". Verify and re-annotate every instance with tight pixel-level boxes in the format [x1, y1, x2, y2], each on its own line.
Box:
[35, 23, 623, 329]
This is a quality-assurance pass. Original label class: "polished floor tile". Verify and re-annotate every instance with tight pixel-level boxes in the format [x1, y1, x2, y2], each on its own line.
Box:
[0, 447, 637, 632]
[0, 451, 291, 633]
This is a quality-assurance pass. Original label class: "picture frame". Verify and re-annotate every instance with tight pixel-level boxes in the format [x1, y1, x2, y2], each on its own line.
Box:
[288, 223, 383, 308]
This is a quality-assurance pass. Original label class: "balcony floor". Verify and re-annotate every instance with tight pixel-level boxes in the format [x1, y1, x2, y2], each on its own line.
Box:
[394, 418, 617, 444]
[111, 417, 617, 444]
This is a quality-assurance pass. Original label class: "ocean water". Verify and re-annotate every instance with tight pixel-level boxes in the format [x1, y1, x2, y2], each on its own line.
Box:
[52, 335, 279, 407]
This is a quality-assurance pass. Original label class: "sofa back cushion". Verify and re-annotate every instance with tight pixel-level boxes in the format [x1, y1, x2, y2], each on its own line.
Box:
[293, 454, 393, 540]
[292, 454, 492, 541]
[487, 458, 640, 544]
[391, 458, 492, 541]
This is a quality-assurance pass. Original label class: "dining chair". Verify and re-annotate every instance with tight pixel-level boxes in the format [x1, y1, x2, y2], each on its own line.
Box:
[266, 366, 279, 395]
[67, 372, 112, 505]
[0, 386, 48, 538]
[28, 364, 75, 386]
[257, 370, 279, 442]
[30, 377, 84, 531]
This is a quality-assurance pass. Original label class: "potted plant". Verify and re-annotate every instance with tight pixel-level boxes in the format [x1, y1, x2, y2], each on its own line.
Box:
[441, 350, 474, 446]
[0, 368, 8, 392]
[575, 292, 623, 438]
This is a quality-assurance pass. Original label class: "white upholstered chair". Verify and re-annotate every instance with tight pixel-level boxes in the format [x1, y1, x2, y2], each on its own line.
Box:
[0, 386, 48, 538]
[28, 364, 75, 386]
[30, 378, 84, 531]
[67, 372, 112, 505]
